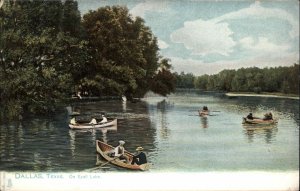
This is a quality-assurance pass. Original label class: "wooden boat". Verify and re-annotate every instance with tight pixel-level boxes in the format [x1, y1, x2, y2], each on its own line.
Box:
[242, 117, 278, 125]
[96, 140, 150, 171]
[199, 110, 209, 117]
[69, 119, 117, 129]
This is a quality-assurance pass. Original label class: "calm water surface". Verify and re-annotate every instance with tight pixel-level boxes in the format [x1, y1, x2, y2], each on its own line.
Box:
[0, 93, 299, 172]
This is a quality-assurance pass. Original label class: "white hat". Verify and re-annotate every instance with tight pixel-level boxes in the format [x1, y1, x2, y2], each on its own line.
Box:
[136, 146, 144, 151]
[119, 140, 125, 145]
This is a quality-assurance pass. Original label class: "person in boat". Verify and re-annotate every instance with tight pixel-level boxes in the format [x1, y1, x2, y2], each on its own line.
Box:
[131, 146, 147, 165]
[246, 113, 254, 120]
[113, 140, 129, 163]
[263, 112, 273, 120]
[99, 114, 108, 124]
[203, 106, 208, 111]
[70, 117, 77, 125]
[89, 118, 97, 125]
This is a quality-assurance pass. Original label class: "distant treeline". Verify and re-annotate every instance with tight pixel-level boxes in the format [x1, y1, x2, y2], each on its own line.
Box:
[174, 64, 299, 94]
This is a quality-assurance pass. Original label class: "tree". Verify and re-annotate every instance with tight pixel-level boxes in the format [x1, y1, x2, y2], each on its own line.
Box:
[174, 71, 195, 88]
[150, 59, 176, 96]
[81, 6, 175, 98]
[194, 74, 209, 90]
[0, 0, 87, 118]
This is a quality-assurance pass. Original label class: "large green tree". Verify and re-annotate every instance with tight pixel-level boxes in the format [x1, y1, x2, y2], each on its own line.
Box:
[0, 0, 87, 118]
[81, 6, 175, 99]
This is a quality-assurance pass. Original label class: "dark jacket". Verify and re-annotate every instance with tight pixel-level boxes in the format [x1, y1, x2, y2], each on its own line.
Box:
[131, 152, 147, 165]
[247, 114, 253, 120]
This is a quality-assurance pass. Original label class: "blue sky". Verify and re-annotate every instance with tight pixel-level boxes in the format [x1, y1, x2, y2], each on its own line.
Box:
[78, 0, 299, 76]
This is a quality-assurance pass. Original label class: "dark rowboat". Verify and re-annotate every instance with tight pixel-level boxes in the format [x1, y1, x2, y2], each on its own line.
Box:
[96, 140, 150, 171]
[69, 119, 117, 129]
[242, 117, 278, 125]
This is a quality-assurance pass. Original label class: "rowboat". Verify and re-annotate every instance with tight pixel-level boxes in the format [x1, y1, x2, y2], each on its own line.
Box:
[242, 117, 278, 125]
[69, 119, 117, 129]
[96, 140, 150, 171]
[199, 110, 209, 117]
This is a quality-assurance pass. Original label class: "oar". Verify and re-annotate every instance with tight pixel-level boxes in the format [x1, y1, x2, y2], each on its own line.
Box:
[188, 114, 218, 116]
[99, 156, 119, 167]
[83, 157, 119, 171]
[189, 110, 221, 112]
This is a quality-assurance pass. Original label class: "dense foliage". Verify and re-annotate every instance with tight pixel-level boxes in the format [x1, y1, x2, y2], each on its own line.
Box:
[193, 64, 299, 94]
[0, 0, 87, 118]
[173, 72, 195, 89]
[80, 6, 175, 98]
[0, 1, 175, 119]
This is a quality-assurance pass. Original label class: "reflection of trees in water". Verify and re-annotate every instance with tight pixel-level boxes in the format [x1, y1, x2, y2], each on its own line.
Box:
[0, 118, 59, 170]
[243, 125, 278, 144]
[157, 99, 171, 139]
[0, 122, 24, 169]
[0, 100, 157, 170]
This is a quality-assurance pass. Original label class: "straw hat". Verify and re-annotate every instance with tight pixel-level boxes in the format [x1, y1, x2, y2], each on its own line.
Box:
[119, 140, 125, 145]
[136, 146, 144, 151]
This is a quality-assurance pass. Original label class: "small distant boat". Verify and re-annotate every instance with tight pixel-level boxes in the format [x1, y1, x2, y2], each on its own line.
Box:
[242, 117, 278, 125]
[96, 140, 150, 171]
[69, 119, 117, 129]
[199, 110, 209, 117]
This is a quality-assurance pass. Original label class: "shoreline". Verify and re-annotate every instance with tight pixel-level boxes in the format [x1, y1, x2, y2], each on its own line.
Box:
[225, 92, 299, 100]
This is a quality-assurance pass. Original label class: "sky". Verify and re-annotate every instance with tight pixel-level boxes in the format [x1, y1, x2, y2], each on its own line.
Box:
[77, 0, 299, 76]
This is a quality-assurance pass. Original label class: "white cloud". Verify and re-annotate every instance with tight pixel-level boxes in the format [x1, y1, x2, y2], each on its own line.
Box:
[171, 19, 236, 56]
[157, 39, 169, 49]
[239, 37, 290, 56]
[170, 1, 298, 59]
[130, 1, 169, 18]
[170, 51, 298, 76]
[213, 1, 299, 38]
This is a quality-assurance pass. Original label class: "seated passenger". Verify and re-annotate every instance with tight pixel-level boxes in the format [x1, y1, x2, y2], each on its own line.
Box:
[89, 118, 97, 125]
[263, 112, 273, 120]
[113, 140, 129, 163]
[99, 115, 108, 123]
[70, 118, 77, 125]
[131, 146, 147, 165]
[246, 113, 254, 120]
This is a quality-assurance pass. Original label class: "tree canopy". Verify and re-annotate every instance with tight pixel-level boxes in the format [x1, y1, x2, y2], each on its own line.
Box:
[193, 64, 299, 94]
[0, 1, 175, 119]
[80, 6, 175, 98]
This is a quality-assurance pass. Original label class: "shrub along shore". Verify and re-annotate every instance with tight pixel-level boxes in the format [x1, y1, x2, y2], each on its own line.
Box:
[225, 92, 299, 100]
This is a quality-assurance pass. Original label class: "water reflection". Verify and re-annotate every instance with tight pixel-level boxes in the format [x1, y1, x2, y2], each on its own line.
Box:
[68, 125, 117, 157]
[226, 96, 299, 125]
[0, 93, 298, 171]
[122, 101, 127, 112]
[99, 125, 118, 143]
[157, 99, 170, 139]
[200, 117, 208, 128]
[243, 124, 278, 144]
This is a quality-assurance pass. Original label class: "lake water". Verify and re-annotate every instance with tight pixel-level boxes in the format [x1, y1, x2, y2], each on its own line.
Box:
[0, 92, 299, 172]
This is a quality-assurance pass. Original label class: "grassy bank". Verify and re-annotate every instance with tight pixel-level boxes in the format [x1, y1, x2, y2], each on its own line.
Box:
[226, 92, 299, 100]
